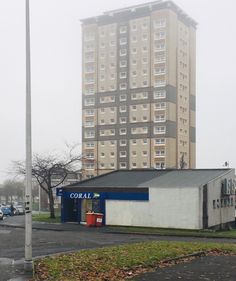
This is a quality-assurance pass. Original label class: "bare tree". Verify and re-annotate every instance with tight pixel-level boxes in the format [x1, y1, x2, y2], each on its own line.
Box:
[13, 145, 83, 218]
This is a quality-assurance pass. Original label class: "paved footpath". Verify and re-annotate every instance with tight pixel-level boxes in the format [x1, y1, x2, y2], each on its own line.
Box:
[134, 255, 236, 281]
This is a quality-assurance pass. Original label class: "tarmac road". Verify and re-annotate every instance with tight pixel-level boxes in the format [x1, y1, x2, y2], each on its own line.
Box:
[0, 215, 235, 281]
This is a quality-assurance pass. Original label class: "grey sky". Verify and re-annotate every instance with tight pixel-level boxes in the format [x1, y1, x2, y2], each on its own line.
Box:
[0, 0, 235, 183]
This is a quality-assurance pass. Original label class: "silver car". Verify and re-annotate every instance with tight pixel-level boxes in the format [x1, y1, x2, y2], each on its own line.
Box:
[15, 205, 25, 215]
[0, 209, 3, 220]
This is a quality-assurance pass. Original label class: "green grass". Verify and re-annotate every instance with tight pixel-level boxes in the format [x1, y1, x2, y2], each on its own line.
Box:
[32, 241, 236, 281]
[32, 213, 61, 223]
[108, 226, 236, 238]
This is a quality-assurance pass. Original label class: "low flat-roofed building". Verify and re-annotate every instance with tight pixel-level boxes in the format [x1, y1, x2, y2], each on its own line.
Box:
[58, 169, 235, 229]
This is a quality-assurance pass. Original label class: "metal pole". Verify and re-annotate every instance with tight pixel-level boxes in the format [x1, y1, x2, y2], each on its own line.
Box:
[25, 0, 33, 272]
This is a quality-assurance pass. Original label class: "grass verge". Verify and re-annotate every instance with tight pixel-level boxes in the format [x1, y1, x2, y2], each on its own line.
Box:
[32, 241, 236, 281]
[107, 226, 236, 238]
[32, 213, 61, 223]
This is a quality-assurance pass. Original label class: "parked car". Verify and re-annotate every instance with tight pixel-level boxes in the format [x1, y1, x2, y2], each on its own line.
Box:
[14, 205, 25, 215]
[0, 206, 12, 216]
[0, 209, 3, 220]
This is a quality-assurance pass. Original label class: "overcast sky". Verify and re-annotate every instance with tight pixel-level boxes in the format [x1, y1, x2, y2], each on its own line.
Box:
[0, 0, 235, 183]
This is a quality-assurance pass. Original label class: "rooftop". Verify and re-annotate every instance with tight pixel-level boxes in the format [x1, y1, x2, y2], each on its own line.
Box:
[62, 169, 233, 190]
[81, 0, 197, 27]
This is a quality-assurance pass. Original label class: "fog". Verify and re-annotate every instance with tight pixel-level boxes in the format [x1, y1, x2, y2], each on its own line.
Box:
[0, 0, 235, 183]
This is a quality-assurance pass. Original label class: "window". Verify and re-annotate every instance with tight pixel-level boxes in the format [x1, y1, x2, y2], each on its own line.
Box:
[132, 105, 137, 111]
[85, 98, 95, 106]
[154, 31, 166, 40]
[155, 102, 166, 109]
[155, 149, 165, 156]
[131, 116, 137, 123]
[154, 126, 166, 134]
[120, 72, 127, 79]
[110, 152, 115, 157]
[100, 141, 105, 146]
[110, 163, 115, 168]
[120, 49, 127, 56]
[120, 162, 127, 169]
[132, 47, 137, 54]
[120, 151, 127, 158]
[120, 60, 127, 67]
[110, 140, 115, 146]
[120, 117, 127, 124]
[110, 118, 115, 124]
[154, 90, 166, 99]
[142, 127, 148, 133]
[142, 33, 148, 40]
[131, 128, 137, 134]
[120, 105, 127, 112]
[143, 162, 148, 168]
[84, 120, 94, 127]
[110, 41, 115, 46]
[119, 128, 127, 135]
[110, 107, 115, 113]
[132, 151, 137, 156]
[155, 43, 165, 51]
[100, 97, 105, 103]
[120, 140, 127, 146]
[100, 152, 105, 158]
[132, 162, 137, 168]
[85, 109, 94, 116]
[132, 36, 137, 42]
[155, 114, 165, 122]
[100, 42, 105, 48]
[132, 59, 137, 65]
[155, 162, 165, 169]
[142, 151, 148, 156]
[213, 200, 216, 209]
[100, 163, 105, 168]
[110, 51, 115, 57]
[84, 87, 95, 95]
[110, 62, 115, 68]
[132, 71, 137, 77]
[85, 163, 95, 169]
[155, 138, 165, 145]
[120, 94, 127, 101]
[85, 130, 95, 138]
[142, 69, 148, 76]
[142, 104, 148, 109]
[154, 18, 166, 28]
[142, 46, 148, 52]
[143, 139, 148, 144]
[120, 26, 127, 34]
[143, 81, 148, 86]
[132, 139, 137, 145]
[100, 130, 105, 136]
[86, 142, 95, 148]
[142, 116, 148, 121]
[155, 53, 166, 63]
[143, 92, 148, 99]
[142, 57, 148, 64]
[110, 129, 115, 135]
[120, 37, 127, 45]
[100, 64, 105, 70]
[154, 67, 165, 75]
[120, 83, 127, 90]
[132, 23, 137, 31]
[131, 93, 137, 100]
[110, 73, 115, 80]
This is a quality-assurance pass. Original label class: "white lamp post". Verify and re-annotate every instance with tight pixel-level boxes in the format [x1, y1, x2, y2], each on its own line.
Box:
[24, 0, 33, 272]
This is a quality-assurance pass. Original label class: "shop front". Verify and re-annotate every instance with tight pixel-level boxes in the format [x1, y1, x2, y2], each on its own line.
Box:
[57, 187, 149, 226]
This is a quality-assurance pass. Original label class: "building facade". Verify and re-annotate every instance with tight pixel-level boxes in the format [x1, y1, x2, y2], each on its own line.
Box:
[82, 1, 197, 178]
[58, 169, 235, 230]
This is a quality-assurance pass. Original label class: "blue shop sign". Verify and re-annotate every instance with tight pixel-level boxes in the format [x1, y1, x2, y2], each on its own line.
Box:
[57, 188, 149, 201]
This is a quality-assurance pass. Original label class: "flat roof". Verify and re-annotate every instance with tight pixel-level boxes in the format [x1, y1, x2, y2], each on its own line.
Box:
[81, 0, 197, 27]
[62, 169, 233, 190]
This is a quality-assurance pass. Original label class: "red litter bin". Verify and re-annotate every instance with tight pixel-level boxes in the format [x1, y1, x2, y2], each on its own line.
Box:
[86, 212, 96, 227]
[95, 213, 104, 227]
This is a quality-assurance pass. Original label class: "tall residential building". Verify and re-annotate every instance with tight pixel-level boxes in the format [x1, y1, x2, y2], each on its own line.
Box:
[81, 0, 196, 178]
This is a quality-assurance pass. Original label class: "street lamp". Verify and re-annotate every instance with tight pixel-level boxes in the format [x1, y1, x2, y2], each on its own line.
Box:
[25, 0, 33, 272]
